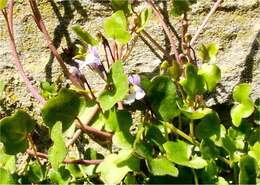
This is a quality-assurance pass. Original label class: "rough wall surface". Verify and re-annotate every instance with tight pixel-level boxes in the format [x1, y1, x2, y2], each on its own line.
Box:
[0, 0, 259, 117]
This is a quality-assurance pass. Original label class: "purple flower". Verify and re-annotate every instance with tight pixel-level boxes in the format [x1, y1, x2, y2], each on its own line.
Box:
[75, 47, 106, 79]
[124, 74, 145, 105]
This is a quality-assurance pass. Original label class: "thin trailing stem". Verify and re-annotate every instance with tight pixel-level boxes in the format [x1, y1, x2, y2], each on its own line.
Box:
[2, 1, 45, 105]
[192, 169, 199, 185]
[66, 104, 100, 147]
[29, 0, 83, 89]
[27, 134, 41, 165]
[26, 149, 103, 165]
[75, 117, 112, 139]
[190, 0, 222, 46]
[146, 0, 181, 64]
[141, 30, 166, 54]
[189, 120, 194, 138]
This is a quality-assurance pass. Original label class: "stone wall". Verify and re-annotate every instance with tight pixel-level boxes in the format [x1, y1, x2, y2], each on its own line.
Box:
[0, 0, 259, 117]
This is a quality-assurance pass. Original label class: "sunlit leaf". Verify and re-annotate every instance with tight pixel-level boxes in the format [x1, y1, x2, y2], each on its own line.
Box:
[0, 0, 8, 10]
[98, 61, 129, 111]
[42, 89, 84, 131]
[239, 155, 257, 184]
[136, 8, 152, 32]
[27, 161, 45, 183]
[181, 107, 212, 120]
[249, 142, 260, 166]
[97, 150, 139, 184]
[0, 168, 15, 184]
[0, 110, 36, 155]
[180, 64, 205, 98]
[48, 122, 67, 170]
[147, 75, 180, 121]
[0, 144, 15, 173]
[216, 177, 229, 185]
[231, 83, 254, 127]
[198, 64, 221, 92]
[103, 10, 131, 44]
[163, 140, 207, 169]
[72, 25, 98, 46]
[198, 42, 218, 63]
[147, 157, 178, 177]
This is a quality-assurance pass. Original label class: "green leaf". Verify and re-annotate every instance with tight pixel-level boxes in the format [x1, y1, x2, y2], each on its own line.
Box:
[136, 8, 152, 32]
[72, 25, 98, 46]
[97, 150, 139, 184]
[0, 144, 16, 173]
[255, 98, 260, 125]
[222, 135, 236, 158]
[42, 88, 84, 131]
[231, 83, 254, 127]
[98, 61, 129, 111]
[171, 0, 192, 16]
[200, 139, 219, 160]
[181, 107, 212, 120]
[0, 80, 4, 99]
[27, 161, 45, 183]
[147, 75, 180, 121]
[195, 111, 220, 140]
[0, 110, 36, 155]
[103, 10, 131, 44]
[0, 168, 15, 184]
[249, 142, 260, 166]
[198, 42, 219, 63]
[216, 177, 229, 185]
[147, 157, 178, 177]
[0, 0, 8, 10]
[145, 125, 166, 148]
[198, 64, 221, 92]
[111, 0, 130, 13]
[180, 64, 205, 98]
[48, 122, 67, 170]
[49, 166, 71, 185]
[163, 140, 207, 169]
[104, 109, 134, 149]
[239, 155, 257, 184]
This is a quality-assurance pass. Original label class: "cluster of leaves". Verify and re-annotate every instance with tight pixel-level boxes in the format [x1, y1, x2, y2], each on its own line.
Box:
[0, 0, 259, 184]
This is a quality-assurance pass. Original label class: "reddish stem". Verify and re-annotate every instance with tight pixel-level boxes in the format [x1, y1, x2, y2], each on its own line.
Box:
[26, 149, 103, 165]
[146, 0, 181, 63]
[2, 0, 45, 105]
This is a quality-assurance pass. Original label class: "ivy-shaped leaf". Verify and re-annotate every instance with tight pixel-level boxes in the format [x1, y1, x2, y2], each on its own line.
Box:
[103, 10, 131, 44]
[97, 150, 139, 184]
[195, 111, 220, 140]
[42, 88, 84, 131]
[231, 83, 254, 127]
[147, 157, 178, 177]
[163, 140, 207, 169]
[180, 64, 205, 98]
[0, 110, 36, 155]
[0, 0, 8, 10]
[48, 122, 67, 170]
[72, 25, 98, 46]
[198, 42, 219, 63]
[198, 64, 221, 92]
[239, 155, 257, 184]
[147, 75, 180, 121]
[27, 161, 45, 183]
[136, 8, 152, 32]
[98, 61, 129, 111]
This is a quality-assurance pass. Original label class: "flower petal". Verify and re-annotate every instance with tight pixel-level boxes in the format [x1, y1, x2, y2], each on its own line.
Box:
[123, 92, 136, 105]
[134, 86, 145, 100]
[128, 74, 141, 85]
